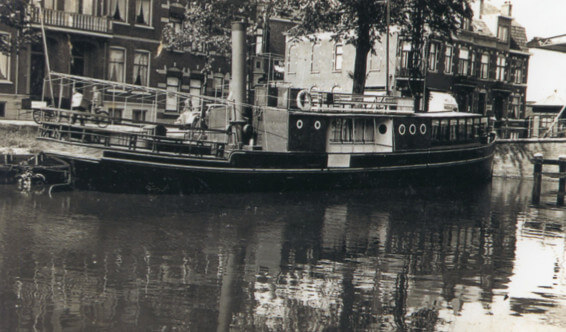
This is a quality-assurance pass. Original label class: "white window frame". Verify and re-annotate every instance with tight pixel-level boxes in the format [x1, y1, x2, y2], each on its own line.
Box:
[311, 43, 321, 73]
[334, 44, 343, 72]
[0, 33, 11, 83]
[108, 47, 126, 83]
[444, 45, 453, 74]
[498, 25, 509, 43]
[496, 55, 506, 81]
[166, 76, 180, 112]
[135, 0, 152, 26]
[458, 48, 469, 76]
[287, 43, 296, 74]
[133, 50, 150, 85]
[428, 42, 438, 72]
[480, 53, 489, 79]
[108, 0, 128, 22]
[189, 78, 202, 108]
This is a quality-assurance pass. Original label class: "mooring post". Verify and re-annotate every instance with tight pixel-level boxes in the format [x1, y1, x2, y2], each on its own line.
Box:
[558, 155, 566, 206]
[532, 153, 543, 205]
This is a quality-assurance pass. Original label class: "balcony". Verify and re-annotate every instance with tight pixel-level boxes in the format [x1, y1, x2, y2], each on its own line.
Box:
[32, 7, 112, 35]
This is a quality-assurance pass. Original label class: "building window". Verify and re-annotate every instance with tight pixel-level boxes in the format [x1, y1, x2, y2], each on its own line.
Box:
[470, 51, 476, 77]
[133, 50, 149, 85]
[213, 74, 225, 98]
[108, 48, 125, 82]
[311, 43, 320, 73]
[334, 44, 343, 71]
[133, 109, 147, 122]
[108, 0, 127, 21]
[510, 95, 522, 118]
[428, 42, 438, 72]
[498, 25, 509, 43]
[444, 45, 453, 74]
[0, 102, 5, 117]
[287, 44, 296, 74]
[480, 53, 489, 79]
[514, 61, 524, 84]
[135, 0, 152, 25]
[458, 48, 469, 76]
[166, 76, 179, 112]
[189, 79, 202, 109]
[0, 34, 10, 81]
[496, 55, 506, 81]
[169, 17, 182, 34]
[44, 0, 56, 9]
[400, 41, 410, 70]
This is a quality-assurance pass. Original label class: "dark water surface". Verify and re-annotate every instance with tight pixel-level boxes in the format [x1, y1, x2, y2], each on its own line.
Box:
[1, 179, 566, 331]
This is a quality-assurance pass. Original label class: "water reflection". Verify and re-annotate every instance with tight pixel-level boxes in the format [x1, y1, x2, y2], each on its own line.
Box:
[0, 180, 565, 331]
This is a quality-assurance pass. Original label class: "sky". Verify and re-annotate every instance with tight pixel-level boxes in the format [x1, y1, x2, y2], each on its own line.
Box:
[481, 0, 566, 102]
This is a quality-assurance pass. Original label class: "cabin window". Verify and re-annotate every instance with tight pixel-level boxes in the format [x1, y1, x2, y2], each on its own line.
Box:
[108, 0, 127, 22]
[108, 108, 123, 124]
[341, 118, 352, 142]
[444, 45, 453, 74]
[458, 48, 469, 76]
[0, 34, 10, 81]
[449, 119, 458, 141]
[364, 120, 375, 142]
[466, 118, 473, 140]
[334, 44, 343, 71]
[133, 50, 150, 86]
[108, 48, 125, 83]
[480, 117, 488, 135]
[473, 118, 480, 138]
[458, 119, 466, 140]
[135, 0, 152, 25]
[428, 42, 439, 72]
[354, 119, 365, 142]
[133, 110, 146, 122]
[0, 102, 5, 117]
[480, 53, 489, 79]
[439, 120, 449, 142]
[431, 120, 439, 142]
[166, 76, 179, 112]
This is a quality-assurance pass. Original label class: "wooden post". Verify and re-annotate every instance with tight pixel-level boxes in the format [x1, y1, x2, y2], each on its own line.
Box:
[558, 155, 566, 206]
[532, 153, 543, 205]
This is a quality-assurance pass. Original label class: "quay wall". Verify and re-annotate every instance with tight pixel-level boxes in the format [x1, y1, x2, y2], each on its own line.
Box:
[493, 139, 566, 178]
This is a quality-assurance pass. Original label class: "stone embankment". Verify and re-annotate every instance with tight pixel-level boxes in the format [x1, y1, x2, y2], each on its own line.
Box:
[493, 139, 566, 178]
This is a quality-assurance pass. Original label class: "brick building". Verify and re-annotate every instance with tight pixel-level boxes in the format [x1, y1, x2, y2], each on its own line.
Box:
[0, 0, 231, 122]
[284, 2, 530, 138]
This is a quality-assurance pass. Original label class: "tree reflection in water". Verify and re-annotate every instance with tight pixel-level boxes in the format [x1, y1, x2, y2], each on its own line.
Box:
[0, 179, 565, 331]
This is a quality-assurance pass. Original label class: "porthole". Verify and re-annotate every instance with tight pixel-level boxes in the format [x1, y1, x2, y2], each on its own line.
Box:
[296, 119, 303, 129]
[409, 124, 417, 135]
[420, 123, 427, 135]
[314, 120, 321, 130]
[398, 124, 406, 135]
[379, 124, 387, 135]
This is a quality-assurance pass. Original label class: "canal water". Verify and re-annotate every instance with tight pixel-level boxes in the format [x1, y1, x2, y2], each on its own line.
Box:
[1, 179, 565, 331]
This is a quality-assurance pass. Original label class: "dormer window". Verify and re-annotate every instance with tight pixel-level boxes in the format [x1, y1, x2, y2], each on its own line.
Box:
[498, 25, 509, 43]
[461, 18, 471, 31]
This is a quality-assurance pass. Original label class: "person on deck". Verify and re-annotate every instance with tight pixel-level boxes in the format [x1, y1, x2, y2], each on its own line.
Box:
[71, 89, 87, 126]
[174, 98, 200, 129]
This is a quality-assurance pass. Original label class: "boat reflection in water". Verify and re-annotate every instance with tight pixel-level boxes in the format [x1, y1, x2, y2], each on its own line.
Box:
[1, 179, 565, 331]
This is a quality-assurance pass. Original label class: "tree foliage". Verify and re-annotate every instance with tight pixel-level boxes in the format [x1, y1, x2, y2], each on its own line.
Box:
[166, 0, 473, 96]
[0, 0, 39, 55]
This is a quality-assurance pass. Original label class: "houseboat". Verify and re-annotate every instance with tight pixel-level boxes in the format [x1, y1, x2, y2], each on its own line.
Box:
[32, 23, 496, 193]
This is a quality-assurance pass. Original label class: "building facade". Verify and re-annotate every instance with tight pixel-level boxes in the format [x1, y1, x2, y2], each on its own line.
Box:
[284, 4, 530, 139]
[0, 0, 231, 122]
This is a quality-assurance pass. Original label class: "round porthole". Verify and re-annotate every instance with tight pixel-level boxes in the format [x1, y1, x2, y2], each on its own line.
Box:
[296, 119, 303, 129]
[314, 120, 321, 130]
[420, 123, 427, 135]
[398, 124, 406, 135]
[379, 124, 387, 135]
[409, 124, 417, 135]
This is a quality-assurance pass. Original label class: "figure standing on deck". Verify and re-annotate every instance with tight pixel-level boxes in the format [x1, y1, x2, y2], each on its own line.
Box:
[174, 98, 201, 129]
[71, 89, 87, 126]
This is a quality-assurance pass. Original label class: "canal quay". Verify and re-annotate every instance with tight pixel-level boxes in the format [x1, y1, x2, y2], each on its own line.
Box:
[0, 178, 566, 331]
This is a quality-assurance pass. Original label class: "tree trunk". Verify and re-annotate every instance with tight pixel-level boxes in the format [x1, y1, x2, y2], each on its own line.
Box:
[352, 24, 371, 95]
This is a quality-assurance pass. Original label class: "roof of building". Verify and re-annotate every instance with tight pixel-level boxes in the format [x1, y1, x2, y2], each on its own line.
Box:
[536, 90, 566, 106]
[472, 19, 494, 37]
[510, 21, 528, 51]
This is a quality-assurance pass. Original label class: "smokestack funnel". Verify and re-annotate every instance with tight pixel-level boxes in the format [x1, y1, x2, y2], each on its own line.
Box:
[231, 21, 247, 122]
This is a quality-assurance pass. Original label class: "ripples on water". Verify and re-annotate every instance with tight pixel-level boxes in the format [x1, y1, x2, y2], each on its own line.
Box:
[0, 179, 565, 331]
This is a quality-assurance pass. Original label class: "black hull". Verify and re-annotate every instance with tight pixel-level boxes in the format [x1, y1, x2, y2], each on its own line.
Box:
[52, 143, 495, 194]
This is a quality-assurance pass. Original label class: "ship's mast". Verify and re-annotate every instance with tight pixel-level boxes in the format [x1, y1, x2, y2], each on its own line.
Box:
[38, 5, 55, 105]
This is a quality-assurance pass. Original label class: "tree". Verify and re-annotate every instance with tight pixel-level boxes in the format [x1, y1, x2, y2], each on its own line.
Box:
[0, 0, 38, 55]
[285, 0, 473, 97]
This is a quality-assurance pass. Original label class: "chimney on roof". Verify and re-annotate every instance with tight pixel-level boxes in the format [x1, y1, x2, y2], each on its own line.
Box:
[479, 0, 484, 18]
[502, 1, 512, 17]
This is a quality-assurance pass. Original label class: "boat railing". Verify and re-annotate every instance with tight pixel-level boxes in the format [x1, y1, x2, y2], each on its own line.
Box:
[36, 108, 232, 158]
[301, 90, 414, 114]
